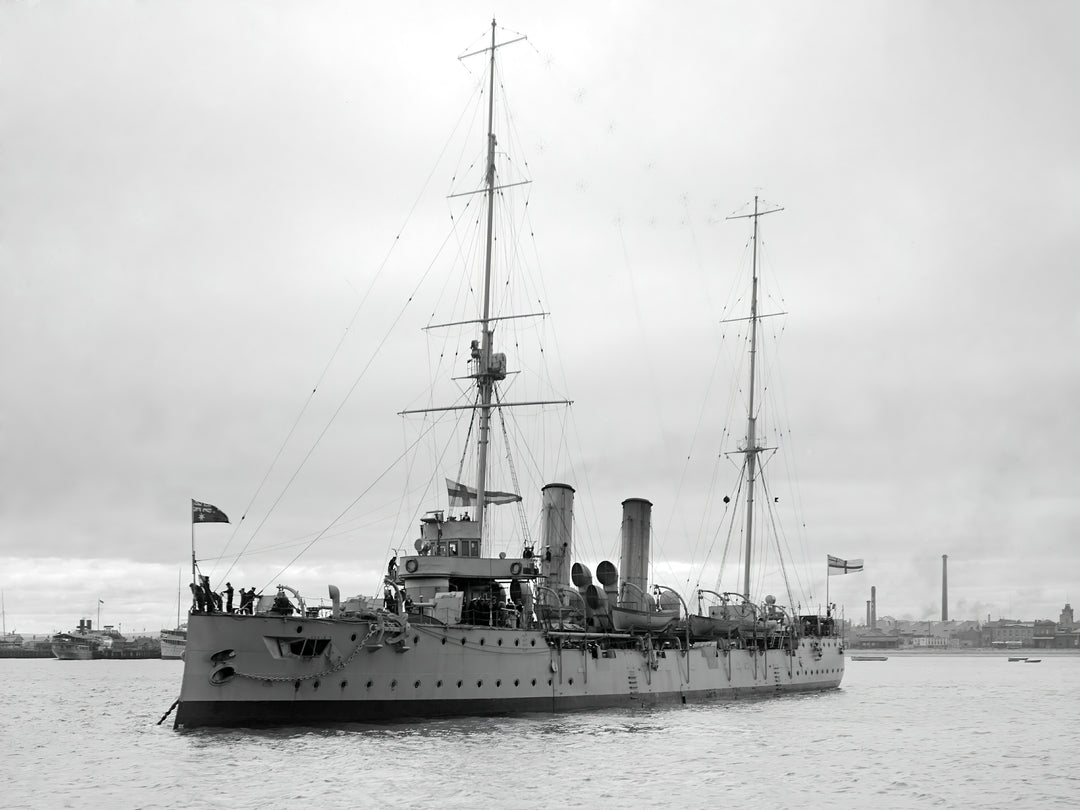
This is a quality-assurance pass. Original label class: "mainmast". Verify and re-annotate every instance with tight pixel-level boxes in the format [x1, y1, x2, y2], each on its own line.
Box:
[727, 196, 783, 600]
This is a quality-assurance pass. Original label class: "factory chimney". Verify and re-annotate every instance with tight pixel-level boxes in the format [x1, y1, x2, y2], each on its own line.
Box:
[942, 554, 949, 622]
[866, 600, 871, 628]
[871, 585, 877, 629]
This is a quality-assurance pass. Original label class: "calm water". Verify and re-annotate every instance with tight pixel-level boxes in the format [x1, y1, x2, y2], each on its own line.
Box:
[2, 653, 1077, 809]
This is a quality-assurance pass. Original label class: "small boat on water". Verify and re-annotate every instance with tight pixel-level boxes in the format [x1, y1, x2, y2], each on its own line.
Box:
[173, 20, 845, 729]
[1008, 656, 1028, 662]
[1023, 658, 1042, 663]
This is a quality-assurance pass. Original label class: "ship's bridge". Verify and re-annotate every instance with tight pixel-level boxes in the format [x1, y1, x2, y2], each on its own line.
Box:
[400, 511, 539, 581]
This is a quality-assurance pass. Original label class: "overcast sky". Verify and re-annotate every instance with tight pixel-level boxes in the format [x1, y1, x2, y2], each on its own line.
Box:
[3, 1, 1078, 635]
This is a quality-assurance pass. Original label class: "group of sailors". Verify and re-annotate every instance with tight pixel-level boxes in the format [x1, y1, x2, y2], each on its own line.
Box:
[189, 576, 260, 615]
[382, 587, 414, 613]
[461, 596, 522, 628]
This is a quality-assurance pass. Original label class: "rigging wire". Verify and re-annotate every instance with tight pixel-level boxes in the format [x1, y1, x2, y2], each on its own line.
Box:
[207, 69, 490, 586]
[218, 214, 471, 585]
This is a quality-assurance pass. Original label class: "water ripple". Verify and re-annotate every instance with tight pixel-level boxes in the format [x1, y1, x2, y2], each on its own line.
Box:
[1, 655, 1077, 809]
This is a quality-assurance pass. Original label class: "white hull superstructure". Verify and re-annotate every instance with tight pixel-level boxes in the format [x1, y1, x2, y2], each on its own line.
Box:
[161, 625, 187, 660]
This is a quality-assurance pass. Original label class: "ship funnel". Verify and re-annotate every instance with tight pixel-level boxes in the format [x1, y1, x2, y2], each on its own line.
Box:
[619, 498, 652, 611]
[540, 483, 575, 595]
[328, 584, 341, 618]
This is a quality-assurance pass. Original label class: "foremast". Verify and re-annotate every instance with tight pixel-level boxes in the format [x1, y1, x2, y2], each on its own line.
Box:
[726, 196, 783, 600]
[474, 18, 500, 544]
[400, 20, 567, 557]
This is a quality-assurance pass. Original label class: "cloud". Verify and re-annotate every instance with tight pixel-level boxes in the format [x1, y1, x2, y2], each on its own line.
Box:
[3, 2, 1079, 632]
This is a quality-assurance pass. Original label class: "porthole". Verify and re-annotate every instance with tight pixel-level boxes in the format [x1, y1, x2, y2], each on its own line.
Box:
[441, 637, 447, 645]
[414, 635, 420, 645]
[477, 679, 483, 688]
[497, 638, 503, 646]
[436, 680, 443, 688]
[313, 680, 321, 689]
[515, 639, 520, 647]
[495, 679, 502, 687]
[293, 680, 301, 690]
[350, 633, 357, 642]
[514, 679, 520, 687]
[390, 679, 398, 690]
[568, 677, 574, 685]
[547, 678, 552, 686]
[480, 638, 486, 646]
[530, 639, 536, 647]
[461, 637, 466, 646]
[296, 626, 304, 634]
[531, 678, 537, 686]
[414, 680, 421, 689]
[341, 680, 348, 689]
[366, 680, 373, 689]
[457, 680, 463, 688]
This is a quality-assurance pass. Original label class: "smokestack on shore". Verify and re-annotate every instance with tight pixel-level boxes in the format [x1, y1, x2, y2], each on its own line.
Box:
[619, 498, 652, 610]
[942, 554, 949, 622]
[866, 600, 871, 627]
[871, 585, 877, 630]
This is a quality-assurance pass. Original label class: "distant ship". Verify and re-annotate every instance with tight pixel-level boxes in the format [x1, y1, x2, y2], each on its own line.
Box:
[0, 591, 25, 650]
[160, 624, 187, 660]
[0, 596, 52, 658]
[174, 20, 844, 729]
[161, 575, 188, 660]
[51, 619, 160, 660]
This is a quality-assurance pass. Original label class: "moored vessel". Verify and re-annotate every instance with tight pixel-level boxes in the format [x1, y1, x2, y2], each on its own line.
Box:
[161, 624, 187, 660]
[51, 619, 160, 660]
[174, 20, 844, 729]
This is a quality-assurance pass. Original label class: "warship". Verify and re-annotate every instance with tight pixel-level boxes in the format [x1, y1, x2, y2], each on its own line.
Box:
[174, 20, 844, 728]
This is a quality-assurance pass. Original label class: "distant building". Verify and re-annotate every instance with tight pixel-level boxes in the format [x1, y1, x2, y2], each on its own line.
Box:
[912, 635, 947, 648]
[840, 603, 1080, 649]
[985, 620, 1034, 647]
[848, 627, 900, 649]
[1060, 603, 1075, 631]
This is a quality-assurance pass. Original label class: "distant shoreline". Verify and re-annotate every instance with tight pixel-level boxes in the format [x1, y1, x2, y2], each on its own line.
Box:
[848, 648, 1079, 657]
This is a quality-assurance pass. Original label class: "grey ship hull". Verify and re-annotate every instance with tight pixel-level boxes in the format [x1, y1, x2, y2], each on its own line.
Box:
[175, 612, 844, 728]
